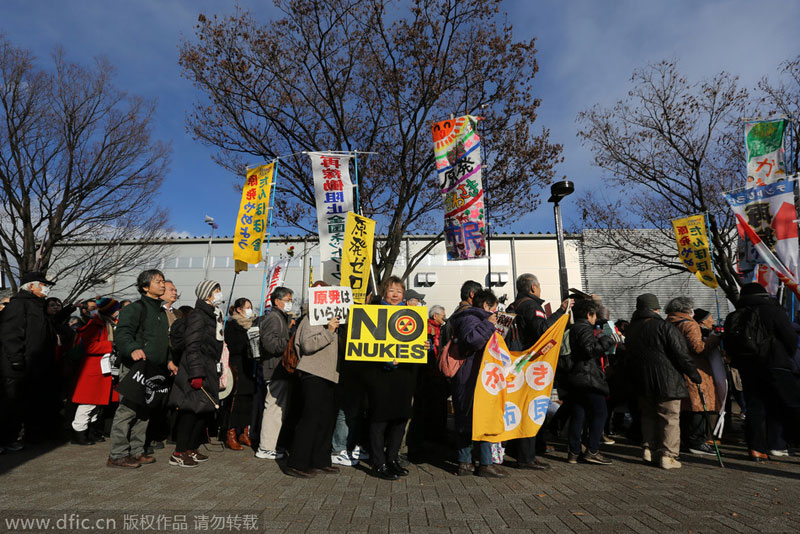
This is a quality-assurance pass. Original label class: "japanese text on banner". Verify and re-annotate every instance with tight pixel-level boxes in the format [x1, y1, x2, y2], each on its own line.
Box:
[431, 115, 486, 260]
[233, 163, 274, 266]
[671, 215, 718, 289]
[345, 305, 428, 364]
[472, 315, 568, 441]
[309, 286, 353, 326]
[745, 119, 787, 187]
[263, 258, 291, 310]
[341, 212, 376, 304]
[309, 153, 354, 284]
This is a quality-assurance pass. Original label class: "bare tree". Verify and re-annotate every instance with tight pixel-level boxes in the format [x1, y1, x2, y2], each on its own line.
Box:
[758, 54, 800, 174]
[576, 60, 751, 302]
[180, 0, 562, 286]
[0, 36, 171, 299]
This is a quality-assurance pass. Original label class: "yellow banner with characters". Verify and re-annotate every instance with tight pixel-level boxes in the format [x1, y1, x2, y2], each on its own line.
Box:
[345, 304, 428, 364]
[472, 314, 568, 441]
[233, 163, 274, 267]
[671, 215, 718, 289]
[341, 212, 376, 304]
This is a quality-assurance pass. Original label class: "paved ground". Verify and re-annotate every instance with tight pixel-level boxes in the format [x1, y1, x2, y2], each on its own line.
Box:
[1, 423, 799, 533]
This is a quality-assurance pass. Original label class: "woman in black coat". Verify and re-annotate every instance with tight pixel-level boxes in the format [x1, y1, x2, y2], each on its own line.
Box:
[168, 280, 224, 468]
[221, 297, 256, 450]
[566, 299, 616, 465]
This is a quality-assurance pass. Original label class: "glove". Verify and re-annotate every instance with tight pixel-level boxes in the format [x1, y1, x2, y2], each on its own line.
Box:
[691, 374, 702, 385]
[190, 378, 203, 390]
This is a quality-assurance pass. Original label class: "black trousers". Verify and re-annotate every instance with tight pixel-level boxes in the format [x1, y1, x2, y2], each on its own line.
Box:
[288, 374, 338, 471]
[407, 371, 449, 456]
[175, 410, 208, 453]
[369, 418, 407, 468]
[681, 411, 709, 448]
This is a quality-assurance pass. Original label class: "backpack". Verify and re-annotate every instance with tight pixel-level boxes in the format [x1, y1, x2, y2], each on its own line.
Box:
[556, 328, 573, 375]
[504, 297, 534, 351]
[436, 309, 468, 378]
[724, 307, 772, 363]
[282, 330, 300, 373]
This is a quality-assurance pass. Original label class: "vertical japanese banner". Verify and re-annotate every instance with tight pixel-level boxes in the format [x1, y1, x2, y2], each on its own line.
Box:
[341, 212, 376, 304]
[263, 258, 291, 310]
[671, 215, 719, 289]
[233, 163, 274, 269]
[745, 119, 787, 187]
[472, 315, 568, 442]
[309, 152, 354, 283]
[725, 181, 800, 296]
[432, 115, 486, 260]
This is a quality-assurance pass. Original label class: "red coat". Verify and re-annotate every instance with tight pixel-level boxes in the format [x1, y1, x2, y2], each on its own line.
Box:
[71, 316, 119, 405]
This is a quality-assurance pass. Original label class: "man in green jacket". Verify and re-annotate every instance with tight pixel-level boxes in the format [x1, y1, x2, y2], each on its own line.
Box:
[107, 269, 169, 469]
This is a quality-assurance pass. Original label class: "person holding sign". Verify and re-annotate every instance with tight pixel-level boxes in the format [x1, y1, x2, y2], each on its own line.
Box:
[449, 289, 506, 478]
[365, 276, 429, 480]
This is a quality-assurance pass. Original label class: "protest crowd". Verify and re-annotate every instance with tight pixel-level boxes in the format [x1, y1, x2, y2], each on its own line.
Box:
[1, 267, 799, 481]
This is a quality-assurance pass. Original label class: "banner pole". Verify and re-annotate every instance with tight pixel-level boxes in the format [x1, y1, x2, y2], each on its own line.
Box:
[477, 112, 492, 287]
[259, 159, 280, 314]
[354, 152, 361, 213]
[223, 272, 238, 328]
[704, 212, 724, 323]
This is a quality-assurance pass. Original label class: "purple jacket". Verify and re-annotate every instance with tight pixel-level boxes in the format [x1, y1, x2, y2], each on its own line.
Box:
[450, 307, 496, 386]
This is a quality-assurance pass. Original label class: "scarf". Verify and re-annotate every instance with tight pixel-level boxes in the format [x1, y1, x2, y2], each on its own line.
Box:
[231, 310, 254, 330]
[214, 307, 224, 341]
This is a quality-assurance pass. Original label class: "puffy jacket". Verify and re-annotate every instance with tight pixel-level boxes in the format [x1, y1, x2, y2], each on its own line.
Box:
[450, 306, 497, 387]
[507, 291, 565, 350]
[168, 299, 223, 413]
[625, 309, 701, 399]
[567, 319, 614, 395]
[0, 290, 57, 381]
[725, 293, 798, 372]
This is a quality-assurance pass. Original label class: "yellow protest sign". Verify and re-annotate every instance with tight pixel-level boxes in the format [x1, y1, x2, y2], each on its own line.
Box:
[345, 304, 427, 364]
[472, 314, 568, 441]
[341, 212, 376, 304]
[671, 215, 718, 289]
[233, 163, 274, 268]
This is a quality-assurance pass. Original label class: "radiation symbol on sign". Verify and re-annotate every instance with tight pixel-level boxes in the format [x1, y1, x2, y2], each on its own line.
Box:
[394, 315, 417, 335]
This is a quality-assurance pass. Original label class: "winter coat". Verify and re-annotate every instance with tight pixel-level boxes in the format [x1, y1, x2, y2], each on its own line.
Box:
[725, 293, 798, 373]
[506, 290, 565, 350]
[223, 316, 256, 397]
[259, 307, 291, 381]
[115, 295, 170, 368]
[295, 316, 339, 384]
[168, 299, 223, 414]
[72, 315, 119, 405]
[449, 306, 496, 434]
[667, 312, 718, 412]
[0, 290, 57, 382]
[567, 319, 614, 396]
[625, 309, 701, 399]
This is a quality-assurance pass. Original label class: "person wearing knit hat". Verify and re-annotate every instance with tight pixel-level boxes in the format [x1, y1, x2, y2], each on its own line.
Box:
[636, 293, 660, 311]
[195, 280, 221, 302]
[71, 296, 123, 446]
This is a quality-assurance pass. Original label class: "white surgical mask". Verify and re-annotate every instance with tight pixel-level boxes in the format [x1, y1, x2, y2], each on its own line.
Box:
[283, 301, 293, 313]
[212, 292, 225, 307]
[89, 310, 99, 318]
[244, 309, 254, 318]
[39, 284, 51, 297]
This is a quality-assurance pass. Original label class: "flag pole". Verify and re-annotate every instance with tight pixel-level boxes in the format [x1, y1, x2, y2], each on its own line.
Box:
[705, 212, 723, 323]
[353, 151, 380, 299]
[477, 109, 492, 288]
[259, 159, 280, 314]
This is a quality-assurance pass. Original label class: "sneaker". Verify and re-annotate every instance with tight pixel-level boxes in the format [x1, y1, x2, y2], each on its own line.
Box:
[351, 446, 369, 461]
[660, 456, 681, 470]
[769, 449, 789, 457]
[584, 451, 613, 465]
[4, 441, 24, 452]
[331, 450, 357, 466]
[169, 452, 198, 468]
[187, 449, 208, 462]
[567, 451, 580, 464]
[601, 434, 616, 445]
[642, 448, 652, 463]
[689, 443, 717, 456]
[255, 448, 284, 460]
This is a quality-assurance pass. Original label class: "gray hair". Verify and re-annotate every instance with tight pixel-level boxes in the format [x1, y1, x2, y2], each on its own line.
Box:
[429, 305, 445, 318]
[20, 281, 39, 292]
[270, 286, 293, 305]
[516, 273, 540, 295]
[665, 296, 694, 315]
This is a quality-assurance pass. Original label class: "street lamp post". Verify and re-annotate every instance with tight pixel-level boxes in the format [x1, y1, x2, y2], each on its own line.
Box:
[548, 180, 575, 301]
[203, 215, 218, 280]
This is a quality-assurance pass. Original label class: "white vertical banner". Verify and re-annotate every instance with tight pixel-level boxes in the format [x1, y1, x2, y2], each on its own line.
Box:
[264, 257, 291, 310]
[309, 152, 354, 284]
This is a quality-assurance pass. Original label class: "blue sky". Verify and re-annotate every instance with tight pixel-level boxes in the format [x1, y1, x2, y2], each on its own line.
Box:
[2, 0, 799, 237]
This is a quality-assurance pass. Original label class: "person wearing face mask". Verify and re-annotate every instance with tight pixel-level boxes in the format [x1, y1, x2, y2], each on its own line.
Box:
[71, 298, 123, 445]
[167, 280, 225, 467]
[0, 272, 58, 450]
[255, 286, 295, 460]
[221, 298, 257, 451]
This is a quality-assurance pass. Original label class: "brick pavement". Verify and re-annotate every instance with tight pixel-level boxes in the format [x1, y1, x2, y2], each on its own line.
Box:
[1, 430, 799, 533]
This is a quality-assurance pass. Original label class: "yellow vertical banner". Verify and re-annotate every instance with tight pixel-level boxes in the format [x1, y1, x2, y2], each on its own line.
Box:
[472, 314, 568, 442]
[233, 163, 274, 269]
[340, 212, 376, 304]
[671, 215, 718, 289]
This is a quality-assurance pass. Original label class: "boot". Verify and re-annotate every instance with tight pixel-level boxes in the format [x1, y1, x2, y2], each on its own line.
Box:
[71, 429, 95, 446]
[238, 426, 253, 447]
[226, 429, 244, 450]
